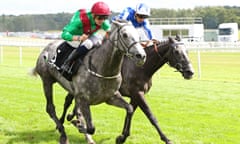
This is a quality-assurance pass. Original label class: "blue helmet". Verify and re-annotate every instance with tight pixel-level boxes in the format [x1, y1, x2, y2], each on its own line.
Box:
[135, 3, 151, 16]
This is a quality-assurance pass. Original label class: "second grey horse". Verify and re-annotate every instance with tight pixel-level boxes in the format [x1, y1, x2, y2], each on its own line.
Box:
[60, 36, 194, 144]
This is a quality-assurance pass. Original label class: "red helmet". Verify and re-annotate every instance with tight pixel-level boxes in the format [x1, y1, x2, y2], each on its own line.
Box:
[91, 1, 111, 15]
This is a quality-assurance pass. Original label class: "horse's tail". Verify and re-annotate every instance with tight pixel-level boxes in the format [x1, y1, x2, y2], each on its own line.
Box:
[28, 67, 38, 77]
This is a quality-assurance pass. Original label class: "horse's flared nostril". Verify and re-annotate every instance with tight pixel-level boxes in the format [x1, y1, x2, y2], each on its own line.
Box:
[183, 70, 194, 79]
[135, 54, 146, 66]
[136, 54, 146, 61]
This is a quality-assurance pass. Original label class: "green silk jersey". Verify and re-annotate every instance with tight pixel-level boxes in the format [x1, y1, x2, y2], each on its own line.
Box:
[61, 10, 111, 41]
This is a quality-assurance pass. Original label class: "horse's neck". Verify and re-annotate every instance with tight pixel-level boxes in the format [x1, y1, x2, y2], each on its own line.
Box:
[88, 39, 124, 76]
[143, 44, 169, 77]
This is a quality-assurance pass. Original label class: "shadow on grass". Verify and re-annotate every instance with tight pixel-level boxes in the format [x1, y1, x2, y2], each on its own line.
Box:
[4, 129, 112, 144]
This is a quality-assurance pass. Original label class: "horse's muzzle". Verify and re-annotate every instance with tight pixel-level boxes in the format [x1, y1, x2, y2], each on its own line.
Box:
[135, 53, 146, 66]
[182, 64, 194, 80]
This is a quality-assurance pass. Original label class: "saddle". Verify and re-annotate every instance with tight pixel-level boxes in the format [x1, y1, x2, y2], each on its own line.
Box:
[51, 41, 83, 81]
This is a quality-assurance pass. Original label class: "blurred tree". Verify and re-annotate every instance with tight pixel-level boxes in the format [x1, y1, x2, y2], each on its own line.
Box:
[0, 6, 239, 31]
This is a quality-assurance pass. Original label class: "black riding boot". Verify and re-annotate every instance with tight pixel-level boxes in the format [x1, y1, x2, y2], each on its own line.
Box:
[61, 45, 89, 73]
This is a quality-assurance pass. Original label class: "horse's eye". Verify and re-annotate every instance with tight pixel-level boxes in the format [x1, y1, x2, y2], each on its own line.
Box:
[123, 33, 128, 38]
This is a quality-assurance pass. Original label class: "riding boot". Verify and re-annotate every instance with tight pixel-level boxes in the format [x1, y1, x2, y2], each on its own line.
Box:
[61, 45, 89, 73]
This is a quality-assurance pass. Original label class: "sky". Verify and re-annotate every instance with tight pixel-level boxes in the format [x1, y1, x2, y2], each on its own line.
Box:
[0, 0, 240, 15]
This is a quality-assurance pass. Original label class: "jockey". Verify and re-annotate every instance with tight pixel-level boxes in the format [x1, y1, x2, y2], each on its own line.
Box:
[112, 3, 154, 41]
[61, 1, 111, 73]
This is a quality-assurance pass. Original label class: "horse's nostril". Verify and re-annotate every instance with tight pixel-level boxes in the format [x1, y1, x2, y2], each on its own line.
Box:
[136, 54, 146, 60]
[184, 70, 194, 78]
[136, 54, 141, 59]
[187, 70, 194, 76]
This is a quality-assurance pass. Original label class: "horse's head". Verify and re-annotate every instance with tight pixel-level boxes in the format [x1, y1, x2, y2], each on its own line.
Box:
[159, 37, 194, 79]
[109, 20, 146, 66]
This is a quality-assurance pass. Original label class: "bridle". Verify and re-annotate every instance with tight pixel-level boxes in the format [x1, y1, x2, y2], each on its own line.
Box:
[154, 41, 187, 73]
[86, 22, 140, 79]
[108, 22, 140, 57]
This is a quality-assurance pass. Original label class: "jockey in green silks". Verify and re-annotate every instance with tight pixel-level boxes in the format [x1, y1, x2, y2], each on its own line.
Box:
[61, 1, 111, 73]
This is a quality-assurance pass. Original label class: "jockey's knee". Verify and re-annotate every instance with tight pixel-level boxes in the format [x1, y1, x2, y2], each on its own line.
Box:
[81, 39, 93, 50]
[89, 35, 102, 47]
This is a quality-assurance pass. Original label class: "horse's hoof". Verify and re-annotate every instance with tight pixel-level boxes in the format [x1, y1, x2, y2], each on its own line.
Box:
[166, 140, 173, 144]
[116, 135, 125, 144]
[88, 141, 96, 144]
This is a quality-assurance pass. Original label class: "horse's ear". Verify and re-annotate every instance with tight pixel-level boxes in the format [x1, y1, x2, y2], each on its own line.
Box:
[168, 37, 174, 43]
[175, 34, 181, 42]
[112, 19, 123, 27]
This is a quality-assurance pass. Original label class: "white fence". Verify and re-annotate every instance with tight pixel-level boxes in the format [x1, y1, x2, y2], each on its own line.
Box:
[185, 42, 240, 50]
[0, 37, 53, 47]
[0, 37, 53, 65]
[1, 38, 240, 78]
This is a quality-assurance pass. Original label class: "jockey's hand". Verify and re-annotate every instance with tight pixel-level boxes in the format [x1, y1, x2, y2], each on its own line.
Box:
[80, 34, 88, 42]
[151, 39, 159, 44]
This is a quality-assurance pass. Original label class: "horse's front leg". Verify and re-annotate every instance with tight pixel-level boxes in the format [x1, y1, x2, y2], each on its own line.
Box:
[105, 91, 133, 144]
[136, 92, 172, 144]
[75, 98, 96, 144]
[42, 81, 69, 144]
[115, 99, 138, 144]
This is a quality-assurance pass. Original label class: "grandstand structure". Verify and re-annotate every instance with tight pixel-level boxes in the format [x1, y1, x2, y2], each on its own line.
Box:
[149, 17, 204, 42]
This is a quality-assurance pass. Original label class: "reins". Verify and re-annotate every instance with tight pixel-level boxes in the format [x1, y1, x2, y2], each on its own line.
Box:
[144, 40, 176, 66]
[108, 23, 139, 55]
[143, 41, 170, 60]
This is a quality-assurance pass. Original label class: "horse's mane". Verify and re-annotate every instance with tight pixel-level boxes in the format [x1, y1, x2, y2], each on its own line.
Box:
[155, 37, 175, 48]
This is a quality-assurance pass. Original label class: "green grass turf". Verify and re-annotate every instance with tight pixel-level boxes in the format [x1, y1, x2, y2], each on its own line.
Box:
[0, 46, 239, 144]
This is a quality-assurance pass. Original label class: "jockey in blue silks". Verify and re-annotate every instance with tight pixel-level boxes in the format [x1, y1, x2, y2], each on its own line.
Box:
[112, 3, 153, 40]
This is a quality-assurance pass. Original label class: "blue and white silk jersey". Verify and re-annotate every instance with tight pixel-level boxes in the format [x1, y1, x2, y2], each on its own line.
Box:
[112, 7, 153, 40]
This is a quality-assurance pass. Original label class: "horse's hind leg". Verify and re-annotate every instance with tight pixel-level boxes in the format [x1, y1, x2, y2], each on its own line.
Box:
[134, 92, 172, 144]
[73, 99, 97, 143]
[59, 93, 74, 124]
[75, 98, 95, 135]
[42, 80, 69, 144]
[71, 111, 95, 144]
[70, 106, 87, 133]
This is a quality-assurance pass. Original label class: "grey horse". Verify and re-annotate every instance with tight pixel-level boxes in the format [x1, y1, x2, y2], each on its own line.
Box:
[30, 20, 146, 144]
[60, 36, 194, 144]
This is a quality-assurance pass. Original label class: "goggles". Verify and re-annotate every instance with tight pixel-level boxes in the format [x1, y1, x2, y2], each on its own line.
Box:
[136, 14, 149, 19]
[96, 15, 109, 20]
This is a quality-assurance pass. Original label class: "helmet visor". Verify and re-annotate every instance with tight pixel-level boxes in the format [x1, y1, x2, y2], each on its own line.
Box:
[96, 15, 109, 20]
[136, 14, 149, 19]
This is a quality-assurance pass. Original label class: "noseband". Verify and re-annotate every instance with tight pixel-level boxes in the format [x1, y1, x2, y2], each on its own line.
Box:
[155, 42, 187, 72]
[108, 23, 139, 56]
